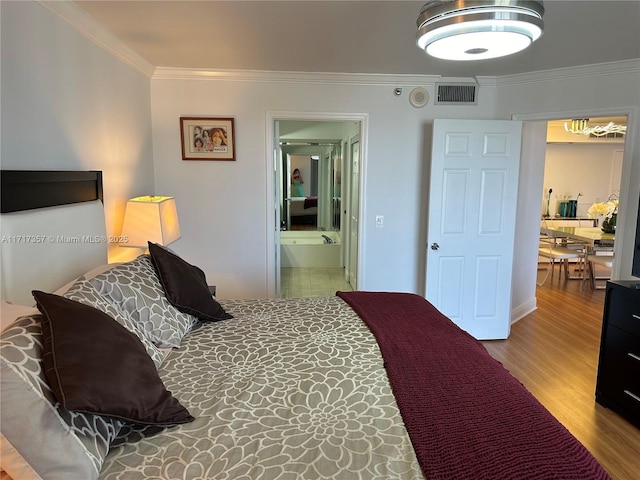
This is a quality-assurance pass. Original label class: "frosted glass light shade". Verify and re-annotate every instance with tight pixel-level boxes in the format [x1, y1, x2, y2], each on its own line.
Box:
[121, 196, 181, 248]
[416, 1, 544, 61]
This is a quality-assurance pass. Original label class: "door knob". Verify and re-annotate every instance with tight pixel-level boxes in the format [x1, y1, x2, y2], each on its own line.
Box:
[431, 243, 439, 250]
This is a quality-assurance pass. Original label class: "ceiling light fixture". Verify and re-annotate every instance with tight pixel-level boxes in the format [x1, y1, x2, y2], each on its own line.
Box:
[416, 0, 545, 61]
[564, 119, 627, 137]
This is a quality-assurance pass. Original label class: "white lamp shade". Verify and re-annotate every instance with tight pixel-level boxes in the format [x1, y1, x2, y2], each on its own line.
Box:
[121, 196, 181, 248]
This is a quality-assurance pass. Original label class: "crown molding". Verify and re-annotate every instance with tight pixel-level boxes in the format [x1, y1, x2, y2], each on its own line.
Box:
[152, 67, 443, 87]
[151, 61, 638, 88]
[36, 1, 155, 78]
[495, 59, 640, 87]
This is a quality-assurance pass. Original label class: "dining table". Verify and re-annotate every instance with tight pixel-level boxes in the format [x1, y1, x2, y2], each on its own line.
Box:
[539, 226, 615, 248]
[539, 226, 615, 289]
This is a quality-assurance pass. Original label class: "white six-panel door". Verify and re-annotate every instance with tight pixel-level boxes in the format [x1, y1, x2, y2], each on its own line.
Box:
[426, 119, 522, 340]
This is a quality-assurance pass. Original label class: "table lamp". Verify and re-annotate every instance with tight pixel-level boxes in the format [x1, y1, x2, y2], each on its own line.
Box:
[120, 196, 181, 248]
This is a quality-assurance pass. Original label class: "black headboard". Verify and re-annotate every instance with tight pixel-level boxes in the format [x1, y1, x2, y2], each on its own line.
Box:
[0, 170, 103, 213]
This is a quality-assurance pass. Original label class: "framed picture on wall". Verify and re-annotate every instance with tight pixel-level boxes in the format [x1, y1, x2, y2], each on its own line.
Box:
[180, 117, 236, 161]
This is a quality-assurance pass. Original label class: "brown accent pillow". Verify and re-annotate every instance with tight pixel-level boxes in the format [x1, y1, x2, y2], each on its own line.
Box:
[32, 290, 194, 426]
[148, 242, 233, 322]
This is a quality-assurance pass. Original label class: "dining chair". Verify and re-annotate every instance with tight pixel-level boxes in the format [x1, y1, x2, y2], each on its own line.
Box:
[537, 234, 586, 286]
[539, 218, 589, 283]
[586, 249, 614, 289]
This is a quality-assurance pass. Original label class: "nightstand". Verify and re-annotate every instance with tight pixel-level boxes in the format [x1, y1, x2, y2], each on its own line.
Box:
[595, 280, 640, 428]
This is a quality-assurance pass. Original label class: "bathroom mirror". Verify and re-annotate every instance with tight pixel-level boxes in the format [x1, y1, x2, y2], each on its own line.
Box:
[280, 142, 341, 232]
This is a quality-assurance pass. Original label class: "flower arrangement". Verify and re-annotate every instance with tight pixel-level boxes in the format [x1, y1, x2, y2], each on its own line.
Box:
[587, 200, 618, 218]
[588, 196, 618, 233]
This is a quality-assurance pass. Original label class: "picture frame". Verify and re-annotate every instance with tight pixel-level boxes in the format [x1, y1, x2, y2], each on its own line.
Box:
[180, 117, 236, 161]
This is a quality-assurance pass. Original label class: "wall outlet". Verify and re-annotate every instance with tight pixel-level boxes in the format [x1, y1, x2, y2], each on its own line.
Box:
[375, 215, 384, 228]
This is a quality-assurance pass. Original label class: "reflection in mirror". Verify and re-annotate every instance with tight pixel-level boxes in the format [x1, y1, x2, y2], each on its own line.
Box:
[280, 142, 341, 232]
[288, 154, 318, 229]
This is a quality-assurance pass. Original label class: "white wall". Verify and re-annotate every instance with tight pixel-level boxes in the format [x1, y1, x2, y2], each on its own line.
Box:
[4, 2, 639, 324]
[511, 121, 548, 322]
[543, 144, 623, 218]
[501, 63, 640, 319]
[152, 63, 639, 307]
[151, 74, 499, 298]
[1, 1, 154, 263]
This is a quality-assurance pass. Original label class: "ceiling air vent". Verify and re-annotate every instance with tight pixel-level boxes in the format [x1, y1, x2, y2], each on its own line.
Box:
[435, 82, 478, 105]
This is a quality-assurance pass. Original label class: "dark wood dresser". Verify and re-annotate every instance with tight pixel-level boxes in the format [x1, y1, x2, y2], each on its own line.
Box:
[595, 280, 640, 428]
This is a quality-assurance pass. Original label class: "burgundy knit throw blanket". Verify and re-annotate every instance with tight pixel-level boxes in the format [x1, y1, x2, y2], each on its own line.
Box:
[337, 291, 610, 480]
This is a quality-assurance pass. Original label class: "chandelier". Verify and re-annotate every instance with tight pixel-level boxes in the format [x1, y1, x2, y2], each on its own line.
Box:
[416, 0, 545, 61]
[564, 119, 627, 137]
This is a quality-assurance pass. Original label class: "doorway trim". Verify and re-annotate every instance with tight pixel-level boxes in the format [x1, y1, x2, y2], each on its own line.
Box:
[265, 110, 369, 297]
[513, 106, 637, 281]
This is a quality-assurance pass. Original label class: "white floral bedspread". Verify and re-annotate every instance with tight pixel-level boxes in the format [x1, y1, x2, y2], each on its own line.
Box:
[100, 297, 424, 480]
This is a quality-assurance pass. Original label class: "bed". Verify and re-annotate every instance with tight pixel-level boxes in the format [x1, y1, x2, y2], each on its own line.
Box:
[289, 196, 317, 226]
[0, 170, 611, 480]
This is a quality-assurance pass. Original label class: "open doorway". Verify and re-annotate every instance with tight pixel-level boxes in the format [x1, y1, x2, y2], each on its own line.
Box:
[542, 117, 624, 220]
[273, 118, 362, 298]
[537, 116, 625, 289]
[510, 108, 633, 326]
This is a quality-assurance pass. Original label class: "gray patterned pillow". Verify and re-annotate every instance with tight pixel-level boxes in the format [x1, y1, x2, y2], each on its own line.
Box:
[64, 277, 165, 368]
[0, 315, 123, 480]
[88, 256, 198, 348]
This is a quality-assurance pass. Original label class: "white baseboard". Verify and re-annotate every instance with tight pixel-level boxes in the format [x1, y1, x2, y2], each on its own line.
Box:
[511, 298, 537, 325]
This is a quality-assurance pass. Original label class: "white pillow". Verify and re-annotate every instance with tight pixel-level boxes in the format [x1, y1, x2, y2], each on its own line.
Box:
[0, 302, 38, 332]
[1, 433, 43, 480]
[1, 264, 117, 333]
[52, 263, 119, 297]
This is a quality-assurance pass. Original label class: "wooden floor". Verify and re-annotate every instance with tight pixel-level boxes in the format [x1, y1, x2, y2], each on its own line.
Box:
[482, 276, 640, 480]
